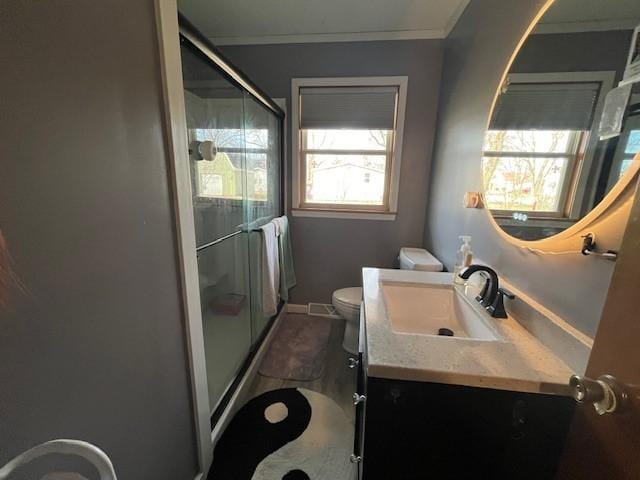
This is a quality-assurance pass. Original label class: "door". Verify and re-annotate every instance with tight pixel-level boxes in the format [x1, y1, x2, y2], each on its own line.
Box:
[180, 41, 254, 415]
[556, 174, 640, 478]
[243, 92, 282, 342]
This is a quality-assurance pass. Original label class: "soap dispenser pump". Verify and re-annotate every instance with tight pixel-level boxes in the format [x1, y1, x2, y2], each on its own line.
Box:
[453, 235, 473, 284]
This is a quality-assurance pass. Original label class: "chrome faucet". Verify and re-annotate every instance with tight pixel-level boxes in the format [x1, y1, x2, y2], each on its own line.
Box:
[458, 264, 514, 318]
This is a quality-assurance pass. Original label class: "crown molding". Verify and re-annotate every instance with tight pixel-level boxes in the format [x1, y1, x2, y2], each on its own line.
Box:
[209, 29, 447, 46]
[444, 0, 471, 37]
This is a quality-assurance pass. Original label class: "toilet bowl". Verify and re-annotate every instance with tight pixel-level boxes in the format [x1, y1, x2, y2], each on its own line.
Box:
[332, 248, 443, 354]
[332, 287, 362, 354]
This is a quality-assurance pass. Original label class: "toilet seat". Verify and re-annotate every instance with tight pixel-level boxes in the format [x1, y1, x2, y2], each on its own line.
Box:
[332, 287, 362, 314]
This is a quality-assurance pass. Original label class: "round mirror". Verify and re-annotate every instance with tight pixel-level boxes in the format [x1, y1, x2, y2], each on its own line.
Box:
[483, 0, 640, 241]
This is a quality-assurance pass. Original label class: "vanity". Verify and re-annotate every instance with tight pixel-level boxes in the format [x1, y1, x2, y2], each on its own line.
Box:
[346, 0, 640, 475]
[352, 268, 584, 479]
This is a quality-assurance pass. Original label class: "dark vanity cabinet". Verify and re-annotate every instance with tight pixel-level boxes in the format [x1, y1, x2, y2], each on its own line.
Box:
[352, 343, 575, 479]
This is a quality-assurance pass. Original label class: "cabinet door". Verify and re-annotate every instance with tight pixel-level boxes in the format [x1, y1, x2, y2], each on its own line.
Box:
[354, 305, 368, 478]
[361, 378, 573, 479]
[353, 352, 367, 479]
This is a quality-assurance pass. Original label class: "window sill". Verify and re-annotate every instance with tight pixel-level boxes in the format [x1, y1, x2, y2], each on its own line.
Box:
[194, 197, 269, 207]
[291, 208, 396, 221]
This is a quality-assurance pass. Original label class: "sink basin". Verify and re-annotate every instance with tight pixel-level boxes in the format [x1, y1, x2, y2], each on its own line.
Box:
[380, 281, 502, 341]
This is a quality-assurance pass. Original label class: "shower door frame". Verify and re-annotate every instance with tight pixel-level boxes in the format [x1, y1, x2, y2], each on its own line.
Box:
[154, 2, 285, 478]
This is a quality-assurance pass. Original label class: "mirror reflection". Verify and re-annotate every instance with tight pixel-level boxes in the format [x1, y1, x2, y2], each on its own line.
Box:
[483, 0, 640, 240]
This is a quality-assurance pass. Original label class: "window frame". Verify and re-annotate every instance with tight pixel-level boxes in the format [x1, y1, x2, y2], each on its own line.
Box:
[483, 71, 615, 221]
[291, 76, 408, 220]
[298, 128, 395, 211]
[483, 129, 588, 218]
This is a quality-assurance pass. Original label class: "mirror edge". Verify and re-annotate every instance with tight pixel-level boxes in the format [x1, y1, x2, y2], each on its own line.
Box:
[481, 0, 640, 252]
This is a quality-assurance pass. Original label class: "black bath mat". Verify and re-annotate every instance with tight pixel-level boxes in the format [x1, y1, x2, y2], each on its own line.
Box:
[208, 388, 311, 480]
[208, 388, 354, 480]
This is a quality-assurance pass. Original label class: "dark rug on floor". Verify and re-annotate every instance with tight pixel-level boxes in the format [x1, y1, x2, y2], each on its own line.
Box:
[258, 314, 332, 381]
[208, 388, 311, 480]
[208, 388, 355, 479]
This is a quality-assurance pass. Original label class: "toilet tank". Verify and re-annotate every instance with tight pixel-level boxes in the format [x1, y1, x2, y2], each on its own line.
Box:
[399, 248, 443, 272]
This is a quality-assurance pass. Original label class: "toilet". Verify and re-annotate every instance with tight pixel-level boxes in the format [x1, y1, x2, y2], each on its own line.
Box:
[332, 248, 443, 354]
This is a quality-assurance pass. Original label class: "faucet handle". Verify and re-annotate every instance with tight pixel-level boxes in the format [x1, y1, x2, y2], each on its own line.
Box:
[498, 287, 515, 299]
[486, 287, 515, 318]
[475, 273, 491, 305]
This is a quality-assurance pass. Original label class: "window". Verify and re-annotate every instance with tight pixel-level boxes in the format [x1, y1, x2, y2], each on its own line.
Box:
[200, 173, 223, 196]
[292, 77, 407, 219]
[483, 129, 586, 214]
[193, 127, 269, 201]
[482, 73, 613, 217]
[619, 129, 640, 178]
[302, 129, 391, 206]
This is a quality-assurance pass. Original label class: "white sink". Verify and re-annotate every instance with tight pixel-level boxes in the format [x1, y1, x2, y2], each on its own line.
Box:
[380, 281, 503, 341]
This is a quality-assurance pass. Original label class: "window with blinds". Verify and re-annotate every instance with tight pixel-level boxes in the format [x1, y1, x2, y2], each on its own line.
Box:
[490, 82, 601, 131]
[482, 78, 603, 216]
[292, 78, 407, 216]
[299, 86, 398, 130]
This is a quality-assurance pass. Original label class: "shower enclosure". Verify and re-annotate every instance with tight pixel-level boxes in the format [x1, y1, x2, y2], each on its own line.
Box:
[178, 17, 284, 424]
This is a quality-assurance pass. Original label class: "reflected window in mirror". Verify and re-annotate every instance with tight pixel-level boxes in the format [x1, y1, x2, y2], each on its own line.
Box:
[481, 0, 640, 241]
[615, 121, 640, 179]
[598, 103, 640, 197]
[483, 75, 608, 220]
[483, 129, 586, 215]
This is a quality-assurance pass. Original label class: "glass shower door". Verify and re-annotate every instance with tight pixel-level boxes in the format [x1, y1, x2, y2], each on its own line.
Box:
[180, 43, 253, 414]
[243, 93, 282, 342]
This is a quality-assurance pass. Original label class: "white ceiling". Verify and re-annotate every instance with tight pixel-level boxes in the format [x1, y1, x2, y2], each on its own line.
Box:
[536, 0, 640, 33]
[178, 0, 470, 45]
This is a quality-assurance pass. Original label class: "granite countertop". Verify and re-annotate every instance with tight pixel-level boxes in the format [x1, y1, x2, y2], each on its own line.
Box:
[362, 268, 576, 395]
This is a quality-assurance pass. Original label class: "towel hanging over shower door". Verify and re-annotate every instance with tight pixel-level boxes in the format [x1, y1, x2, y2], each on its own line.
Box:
[259, 221, 280, 317]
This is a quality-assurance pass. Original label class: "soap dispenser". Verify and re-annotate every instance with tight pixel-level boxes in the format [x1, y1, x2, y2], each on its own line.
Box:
[453, 235, 473, 284]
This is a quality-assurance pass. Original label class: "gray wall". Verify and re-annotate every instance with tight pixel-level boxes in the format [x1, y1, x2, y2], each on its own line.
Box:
[0, 2, 198, 478]
[423, 0, 624, 337]
[220, 40, 444, 304]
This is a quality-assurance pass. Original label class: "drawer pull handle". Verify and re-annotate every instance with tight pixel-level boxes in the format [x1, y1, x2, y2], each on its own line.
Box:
[348, 357, 359, 369]
[353, 393, 366, 405]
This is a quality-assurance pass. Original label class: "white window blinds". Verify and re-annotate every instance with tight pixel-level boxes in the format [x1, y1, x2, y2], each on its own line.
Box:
[490, 82, 601, 130]
[299, 86, 398, 130]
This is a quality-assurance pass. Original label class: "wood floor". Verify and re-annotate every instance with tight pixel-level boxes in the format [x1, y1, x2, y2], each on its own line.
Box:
[243, 314, 356, 424]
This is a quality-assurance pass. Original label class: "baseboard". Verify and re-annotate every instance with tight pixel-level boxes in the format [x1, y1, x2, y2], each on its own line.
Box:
[308, 302, 341, 319]
[286, 303, 308, 314]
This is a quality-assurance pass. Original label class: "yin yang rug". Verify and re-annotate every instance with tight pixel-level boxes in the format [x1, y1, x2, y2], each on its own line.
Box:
[208, 388, 355, 480]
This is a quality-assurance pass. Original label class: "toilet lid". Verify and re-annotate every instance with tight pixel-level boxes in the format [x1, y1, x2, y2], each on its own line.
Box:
[399, 247, 443, 271]
[333, 287, 362, 308]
